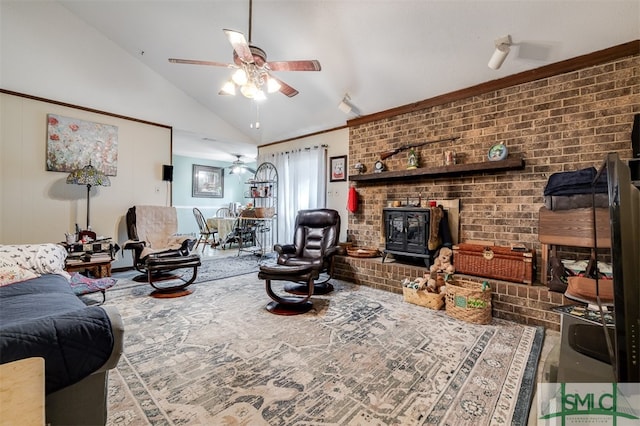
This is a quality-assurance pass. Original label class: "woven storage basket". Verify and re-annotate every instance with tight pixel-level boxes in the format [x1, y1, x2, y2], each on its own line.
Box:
[254, 207, 275, 218]
[452, 244, 535, 284]
[403, 287, 445, 310]
[445, 278, 492, 324]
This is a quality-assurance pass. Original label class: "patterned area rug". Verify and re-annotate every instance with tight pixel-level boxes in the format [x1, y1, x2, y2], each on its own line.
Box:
[110, 253, 262, 289]
[104, 275, 543, 425]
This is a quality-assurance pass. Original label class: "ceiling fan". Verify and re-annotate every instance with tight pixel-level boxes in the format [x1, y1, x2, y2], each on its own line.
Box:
[228, 154, 256, 175]
[168, 0, 321, 99]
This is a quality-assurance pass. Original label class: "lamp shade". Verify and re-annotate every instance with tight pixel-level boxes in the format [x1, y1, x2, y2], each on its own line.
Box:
[66, 163, 110, 230]
[66, 163, 111, 187]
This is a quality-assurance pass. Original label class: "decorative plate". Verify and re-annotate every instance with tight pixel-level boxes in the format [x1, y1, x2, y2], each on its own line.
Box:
[487, 143, 508, 161]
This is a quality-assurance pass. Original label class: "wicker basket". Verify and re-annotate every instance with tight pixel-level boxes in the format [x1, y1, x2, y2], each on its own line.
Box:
[403, 287, 445, 310]
[254, 207, 275, 218]
[452, 244, 535, 284]
[445, 278, 492, 324]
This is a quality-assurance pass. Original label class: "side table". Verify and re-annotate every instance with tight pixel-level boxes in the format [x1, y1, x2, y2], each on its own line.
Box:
[0, 357, 45, 426]
[65, 258, 113, 278]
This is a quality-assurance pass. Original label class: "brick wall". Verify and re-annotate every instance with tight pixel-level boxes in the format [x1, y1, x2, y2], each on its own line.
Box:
[346, 54, 638, 277]
[335, 51, 638, 329]
[334, 256, 568, 331]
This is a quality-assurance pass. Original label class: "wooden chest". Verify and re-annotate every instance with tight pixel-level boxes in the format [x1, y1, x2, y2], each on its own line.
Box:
[452, 243, 535, 284]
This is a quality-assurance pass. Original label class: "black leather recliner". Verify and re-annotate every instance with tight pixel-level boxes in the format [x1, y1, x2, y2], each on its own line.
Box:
[274, 208, 343, 294]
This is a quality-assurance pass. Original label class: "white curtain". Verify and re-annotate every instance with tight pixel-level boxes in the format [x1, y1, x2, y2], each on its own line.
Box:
[260, 147, 327, 243]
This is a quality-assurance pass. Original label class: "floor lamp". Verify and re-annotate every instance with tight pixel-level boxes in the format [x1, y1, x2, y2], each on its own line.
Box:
[66, 163, 111, 231]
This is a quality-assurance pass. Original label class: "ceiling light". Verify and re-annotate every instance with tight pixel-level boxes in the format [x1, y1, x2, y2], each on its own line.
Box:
[488, 35, 512, 70]
[240, 81, 259, 99]
[253, 89, 266, 101]
[338, 99, 352, 114]
[223, 66, 275, 100]
[219, 80, 236, 96]
[267, 77, 281, 93]
[338, 93, 360, 116]
[232, 68, 248, 86]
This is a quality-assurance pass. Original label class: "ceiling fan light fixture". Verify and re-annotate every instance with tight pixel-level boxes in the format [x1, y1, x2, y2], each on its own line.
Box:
[266, 76, 281, 93]
[240, 81, 259, 98]
[220, 80, 237, 95]
[253, 89, 266, 101]
[169, 0, 320, 100]
[232, 68, 248, 85]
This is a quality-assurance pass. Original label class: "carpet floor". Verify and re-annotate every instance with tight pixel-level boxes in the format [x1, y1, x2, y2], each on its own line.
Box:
[104, 273, 543, 425]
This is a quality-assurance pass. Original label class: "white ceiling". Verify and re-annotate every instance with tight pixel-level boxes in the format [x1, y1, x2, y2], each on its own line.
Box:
[59, 0, 639, 159]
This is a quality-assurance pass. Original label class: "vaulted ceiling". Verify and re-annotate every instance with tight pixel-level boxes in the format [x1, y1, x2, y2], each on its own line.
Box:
[59, 1, 639, 160]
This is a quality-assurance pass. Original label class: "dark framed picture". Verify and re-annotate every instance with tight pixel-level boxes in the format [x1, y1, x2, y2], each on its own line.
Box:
[329, 155, 347, 182]
[192, 164, 223, 198]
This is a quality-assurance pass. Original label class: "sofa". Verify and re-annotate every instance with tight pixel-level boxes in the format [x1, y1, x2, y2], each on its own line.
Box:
[0, 244, 124, 425]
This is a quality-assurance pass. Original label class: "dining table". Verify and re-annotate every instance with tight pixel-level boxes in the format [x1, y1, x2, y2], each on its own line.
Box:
[206, 216, 275, 255]
[206, 217, 235, 245]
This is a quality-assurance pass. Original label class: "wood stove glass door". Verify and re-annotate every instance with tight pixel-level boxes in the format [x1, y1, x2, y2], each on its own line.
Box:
[385, 211, 405, 252]
[406, 212, 428, 254]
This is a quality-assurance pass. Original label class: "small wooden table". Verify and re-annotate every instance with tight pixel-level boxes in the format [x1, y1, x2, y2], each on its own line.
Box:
[65, 258, 113, 278]
[0, 357, 45, 426]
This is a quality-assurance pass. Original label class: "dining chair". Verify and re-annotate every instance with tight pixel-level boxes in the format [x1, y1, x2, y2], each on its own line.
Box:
[216, 207, 232, 217]
[192, 207, 216, 251]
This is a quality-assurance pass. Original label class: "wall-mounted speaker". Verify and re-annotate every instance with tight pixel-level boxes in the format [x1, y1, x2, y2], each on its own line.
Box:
[162, 164, 173, 182]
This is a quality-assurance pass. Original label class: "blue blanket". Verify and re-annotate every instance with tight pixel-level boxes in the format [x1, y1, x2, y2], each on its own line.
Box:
[0, 274, 114, 394]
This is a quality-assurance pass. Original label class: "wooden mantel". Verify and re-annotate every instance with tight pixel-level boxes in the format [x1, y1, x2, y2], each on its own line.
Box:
[349, 155, 525, 183]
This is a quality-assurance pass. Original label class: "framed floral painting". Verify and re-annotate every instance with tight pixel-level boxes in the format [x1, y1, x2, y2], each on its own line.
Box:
[46, 114, 118, 175]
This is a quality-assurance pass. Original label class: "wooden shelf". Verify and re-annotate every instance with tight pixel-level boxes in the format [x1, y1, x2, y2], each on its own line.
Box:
[349, 155, 525, 183]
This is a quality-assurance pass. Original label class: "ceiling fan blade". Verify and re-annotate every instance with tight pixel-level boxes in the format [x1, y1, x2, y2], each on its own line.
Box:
[169, 58, 233, 68]
[266, 60, 321, 72]
[270, 76, 299, 97]
[223, 29, 254, 64]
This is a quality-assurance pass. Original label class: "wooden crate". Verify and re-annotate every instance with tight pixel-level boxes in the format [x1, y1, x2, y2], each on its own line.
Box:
[452, 243, 535, 284]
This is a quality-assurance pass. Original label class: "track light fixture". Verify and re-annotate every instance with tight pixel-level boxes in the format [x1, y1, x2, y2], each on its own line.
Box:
[488, 35, 512, 70]
[338, 94, 360, 116]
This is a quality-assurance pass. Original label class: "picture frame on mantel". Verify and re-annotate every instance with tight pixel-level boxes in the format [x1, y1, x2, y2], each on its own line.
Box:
[330, 155, 347, 182]
[192, 164, 223, 198]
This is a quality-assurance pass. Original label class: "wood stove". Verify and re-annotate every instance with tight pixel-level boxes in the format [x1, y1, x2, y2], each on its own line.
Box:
[383, 207, 432, 266]
[382, 206, 454, 267]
